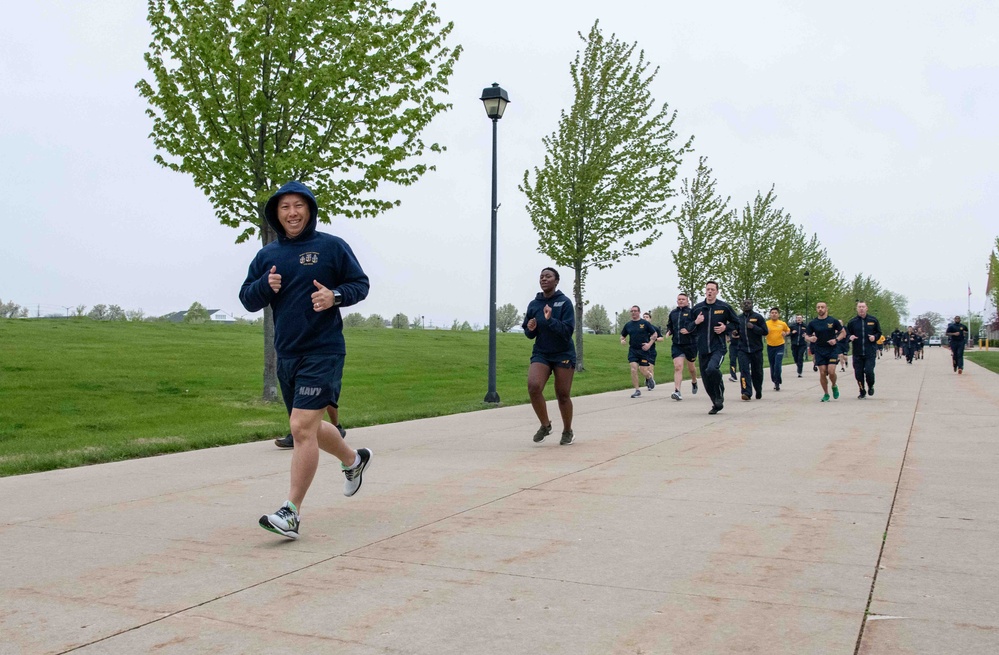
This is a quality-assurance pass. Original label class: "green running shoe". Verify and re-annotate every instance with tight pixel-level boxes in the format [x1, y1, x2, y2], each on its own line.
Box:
[832, 385, 840, 399]
[821, 393, 830, 402]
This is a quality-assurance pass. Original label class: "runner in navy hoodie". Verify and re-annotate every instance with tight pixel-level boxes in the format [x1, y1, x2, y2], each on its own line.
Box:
[523, 267, 576, 445]
[239, 181, 372, 540]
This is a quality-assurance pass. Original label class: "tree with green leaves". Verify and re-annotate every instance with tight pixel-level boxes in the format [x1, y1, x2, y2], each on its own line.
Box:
[520, 21, 690, 371]
[365, 314, 386, 328]
[184, 301, 210, 323]
[672, 157, 731, 303]
[87, 304, 109, 321]
[716, 186, 794, 308]
[583, 304, 611, 334]
[0, 299, 29, 319]
[138, 0, 460, 400]
[614, 308, 631, 334]
[647, 305, 670, 329]
[496, 303, 522, 332]
[343, 312, 365, 328]
[391, 313, 409, 330]
[987, 237, 999, 320]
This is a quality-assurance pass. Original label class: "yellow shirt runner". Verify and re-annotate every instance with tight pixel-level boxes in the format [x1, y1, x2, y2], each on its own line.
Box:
[766, 319, 790, 347]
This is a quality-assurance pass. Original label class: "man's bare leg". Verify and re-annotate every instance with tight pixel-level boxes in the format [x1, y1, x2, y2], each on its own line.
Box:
[289, 408, 356, 510]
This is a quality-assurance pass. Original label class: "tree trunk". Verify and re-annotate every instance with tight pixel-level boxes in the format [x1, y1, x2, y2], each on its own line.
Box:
[574, 261, 585, 372]
[260, 213, 278, 402]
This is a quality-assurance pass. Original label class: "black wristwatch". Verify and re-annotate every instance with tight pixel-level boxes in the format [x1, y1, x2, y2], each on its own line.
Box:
[332, 290, 343, 306]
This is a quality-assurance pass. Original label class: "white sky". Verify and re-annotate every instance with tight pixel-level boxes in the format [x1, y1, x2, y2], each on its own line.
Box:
[2, 1, 997, 326]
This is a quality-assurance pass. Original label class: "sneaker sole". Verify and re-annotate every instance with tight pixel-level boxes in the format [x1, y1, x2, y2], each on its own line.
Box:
[258, 516, 299, 540]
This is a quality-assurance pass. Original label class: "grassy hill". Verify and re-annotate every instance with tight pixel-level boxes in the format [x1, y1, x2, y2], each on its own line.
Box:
[0, 320, 653, 476]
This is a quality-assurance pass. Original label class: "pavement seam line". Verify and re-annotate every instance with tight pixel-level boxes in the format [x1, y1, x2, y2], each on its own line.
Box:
[852, 360, 927, 655]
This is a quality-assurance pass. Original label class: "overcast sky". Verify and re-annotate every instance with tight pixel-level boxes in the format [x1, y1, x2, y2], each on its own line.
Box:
[2, 1, 996, 327]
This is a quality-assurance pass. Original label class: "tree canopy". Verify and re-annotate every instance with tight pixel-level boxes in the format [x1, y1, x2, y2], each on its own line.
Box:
[520, 20, 690, 370]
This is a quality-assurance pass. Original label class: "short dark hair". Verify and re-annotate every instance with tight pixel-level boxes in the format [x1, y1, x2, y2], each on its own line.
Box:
[705, 280, 718, 290]
[541, 267, 559, 281]
[677, 292, 688, 298]
[769, 307, 779, 313]
[631, 305, 641, 312]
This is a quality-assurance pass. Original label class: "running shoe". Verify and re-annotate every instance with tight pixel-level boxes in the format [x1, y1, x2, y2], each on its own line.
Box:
[868, 386, 874, 396]
[559, 430, 574, 446]
[671, 390, 682, 401]
[342, 448, 372, 497]
[858, 389, 866, 399]
[958, 368, 963, 375]
[729, 375, 738, 383]
[832, 386, 840, 400]
[259, 501, 300, 539]
[798, 374, 803, 378]
[631, 390, 641, 398]
[691, 382, 698, 394]
[533, 424, 553, 443]
[646, 377, 656, 391]
[821, 393, 830, 402]
[755, 392, 762, 400]
[741, 393, 751, 401]
[708, 403, 723, 415]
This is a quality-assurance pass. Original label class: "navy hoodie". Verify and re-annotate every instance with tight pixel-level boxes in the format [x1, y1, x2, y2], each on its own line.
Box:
[522, 289, 575, 359]
[239, 181, 369, 358]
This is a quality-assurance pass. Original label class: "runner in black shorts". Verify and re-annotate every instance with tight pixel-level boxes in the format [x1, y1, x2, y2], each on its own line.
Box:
[805, 301, 846, 402]
[665, 293, 699, 401]
[523, 267, 577, 445]
[620, 305, 658, 398]
[239, 181, 372, 540]
[642, 312, 665, 381]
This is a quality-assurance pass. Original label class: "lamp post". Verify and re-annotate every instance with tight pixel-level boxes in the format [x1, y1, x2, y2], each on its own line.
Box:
[480, 82, 510, 404]
[803, 269, 810, 321]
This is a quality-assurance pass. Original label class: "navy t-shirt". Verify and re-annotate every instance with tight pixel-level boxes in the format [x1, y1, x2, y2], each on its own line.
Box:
[806, 316, 843, 355]
[621, 319, 657, 350]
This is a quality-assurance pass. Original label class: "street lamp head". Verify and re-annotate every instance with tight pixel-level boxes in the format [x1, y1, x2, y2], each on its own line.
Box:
[480, 83, 510, 120]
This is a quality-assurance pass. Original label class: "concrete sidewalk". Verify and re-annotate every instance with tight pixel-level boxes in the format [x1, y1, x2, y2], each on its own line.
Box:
[1, 348, 996, 654]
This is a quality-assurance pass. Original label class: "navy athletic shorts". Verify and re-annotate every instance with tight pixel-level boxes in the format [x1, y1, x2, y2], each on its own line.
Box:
[277, 354, 345, 414]
[671, 344, 697, 361]
[530, 354, 576, 369]
[628, 349, 651, 366]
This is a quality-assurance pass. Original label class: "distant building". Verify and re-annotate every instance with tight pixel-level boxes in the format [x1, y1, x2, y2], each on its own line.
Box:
[165, 309, 237, 323]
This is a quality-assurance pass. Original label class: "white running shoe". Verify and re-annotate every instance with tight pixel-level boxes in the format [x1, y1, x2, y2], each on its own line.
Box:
[343, 448, 372, 497]
[259, 501, 300, 539]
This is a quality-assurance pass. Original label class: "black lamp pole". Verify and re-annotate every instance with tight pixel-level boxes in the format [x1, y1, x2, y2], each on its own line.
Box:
[480, 83, 510, 404]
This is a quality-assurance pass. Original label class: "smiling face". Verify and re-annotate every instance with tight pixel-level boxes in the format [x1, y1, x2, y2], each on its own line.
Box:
[539, 268, 558, 294]
[276, 193, 310, 238]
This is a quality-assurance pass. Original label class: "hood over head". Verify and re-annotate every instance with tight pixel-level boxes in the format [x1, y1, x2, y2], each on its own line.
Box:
[265, 181, 319, 240]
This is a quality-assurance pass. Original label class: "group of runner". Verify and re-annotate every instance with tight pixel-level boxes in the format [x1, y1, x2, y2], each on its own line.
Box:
[240, 181, 972, 540]
[523, 272, 897, 428]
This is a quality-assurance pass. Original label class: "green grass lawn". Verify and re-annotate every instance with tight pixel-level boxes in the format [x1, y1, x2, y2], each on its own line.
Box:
[0, 320, 796, 476]
[965, 350, 999, 374]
